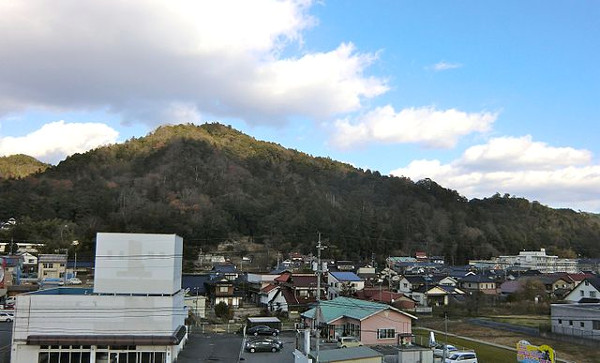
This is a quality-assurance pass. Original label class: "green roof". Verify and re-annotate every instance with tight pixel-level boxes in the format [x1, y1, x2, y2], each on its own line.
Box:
[310, 346, 382, 362]
[302, 296, 415, 323]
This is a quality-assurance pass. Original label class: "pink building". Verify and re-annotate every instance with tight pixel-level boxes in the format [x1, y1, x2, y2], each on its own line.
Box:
[301, 296, 417, 345]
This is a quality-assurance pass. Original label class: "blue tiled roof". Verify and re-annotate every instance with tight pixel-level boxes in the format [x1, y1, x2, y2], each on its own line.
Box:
[182, 274, 211, 295]
[212, 264, 238, 273]
[329, 271, 362, 282]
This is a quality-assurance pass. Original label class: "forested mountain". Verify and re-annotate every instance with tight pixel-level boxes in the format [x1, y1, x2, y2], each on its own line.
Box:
[0, 154, 49, 179]
[1, 123, 599, 265]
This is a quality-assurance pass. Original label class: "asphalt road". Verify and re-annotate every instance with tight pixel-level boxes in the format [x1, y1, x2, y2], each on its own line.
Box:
[0, 322, 12, 363]
[178, 332, 299, 363]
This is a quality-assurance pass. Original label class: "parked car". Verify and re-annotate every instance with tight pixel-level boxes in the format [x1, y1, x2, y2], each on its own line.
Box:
[67, 277, 82, 285]
[337, 336, 363, 348]
[445, 351, 478, 362]
[248, 337, 283, 350]
[0, 312, 14, 322]
[247, 325, 279, 336]
[433, 344, 458, 357]
[245, 339, 281, 353]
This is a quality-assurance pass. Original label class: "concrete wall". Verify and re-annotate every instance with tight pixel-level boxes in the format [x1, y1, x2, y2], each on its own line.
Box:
[13, 291, 187, 340]
[94, 233, 183, 295]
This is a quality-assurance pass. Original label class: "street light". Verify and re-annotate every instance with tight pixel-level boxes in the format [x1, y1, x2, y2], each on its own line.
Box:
[72, 240, 79, 278]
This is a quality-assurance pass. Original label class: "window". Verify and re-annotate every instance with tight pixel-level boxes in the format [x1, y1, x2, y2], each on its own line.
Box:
[585, 281, 590, 286]
[218, 286, 229, 293]
[403, 283, 408, 288]
[558, 319, 562, 324]
[593, 320, 600, 330]
[580, 322, 585, 328]
[377, 328, 395, 339]
[591, 291, 597, 298]
[569, 320, 573, 326]
[581, 290, 585, 297]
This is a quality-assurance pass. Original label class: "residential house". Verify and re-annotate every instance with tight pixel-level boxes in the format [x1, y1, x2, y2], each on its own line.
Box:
[37, 254, 67, 282]
[564, 278, 600, 303]
[182, 274, 210, 319]
[551, 303, 600, 341]
[205, 276, 243, 308]
[210, 263, 239, 281]
[354, 287, 417, 311]
[246, 272, 281, 304]
[396, 276, 412, 294]
[356, 265, 378, 286]
[19, 252, 38, 277]
[327, 271, 364, 299]
[260, 273, 325, 314]
[2, 254, 23, 286]
[536, 274, 572, 298]
[414, 285, 466, 306]
[499, 280, 523, 297]
[458, 274, 498, 295]
[302, 297, 417, 345]
[11, 232, 188, 363]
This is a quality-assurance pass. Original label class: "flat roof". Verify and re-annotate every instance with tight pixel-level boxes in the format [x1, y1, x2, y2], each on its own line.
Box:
[247, 317, 281, 323]
[30, 287, 93, 295]
[310, 346, 382, 362]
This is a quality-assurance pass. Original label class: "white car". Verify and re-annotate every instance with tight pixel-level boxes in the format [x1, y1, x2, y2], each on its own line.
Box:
[434, 344, 458, 357]
[0, 312, 14, 322]
[445, 351, 478, 362]
[67, 277, 82, 285]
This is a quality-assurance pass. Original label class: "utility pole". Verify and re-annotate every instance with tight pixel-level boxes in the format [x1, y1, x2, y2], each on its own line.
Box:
[315, 232, 327, 363]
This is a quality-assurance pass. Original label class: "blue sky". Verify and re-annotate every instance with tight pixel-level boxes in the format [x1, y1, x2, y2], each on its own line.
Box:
[0, 1, 599, 212]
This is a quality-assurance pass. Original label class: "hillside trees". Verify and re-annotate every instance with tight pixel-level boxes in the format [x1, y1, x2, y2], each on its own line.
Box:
[0, 123, 599, 264]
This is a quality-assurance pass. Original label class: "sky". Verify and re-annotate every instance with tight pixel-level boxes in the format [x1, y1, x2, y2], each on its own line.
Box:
[0, 1, 599, 212]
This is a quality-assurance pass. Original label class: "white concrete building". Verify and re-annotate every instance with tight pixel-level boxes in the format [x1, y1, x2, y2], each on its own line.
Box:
[470, 248, 578, 273]
[11, 233, 188, 363]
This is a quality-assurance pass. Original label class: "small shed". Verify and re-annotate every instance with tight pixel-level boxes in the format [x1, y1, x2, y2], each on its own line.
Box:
[246, 316, 282, 330]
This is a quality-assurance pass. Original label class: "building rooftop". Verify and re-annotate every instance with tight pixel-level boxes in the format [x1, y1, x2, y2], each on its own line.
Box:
[302, 296, 417, 323]
[30, 287, 93, 295]
[310, 346, 382, 362]
[329, 271, 362, 282]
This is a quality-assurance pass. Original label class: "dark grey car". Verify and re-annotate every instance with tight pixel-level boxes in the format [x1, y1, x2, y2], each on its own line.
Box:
[247, 325, 279, 336]
[245, 339, 281, 353]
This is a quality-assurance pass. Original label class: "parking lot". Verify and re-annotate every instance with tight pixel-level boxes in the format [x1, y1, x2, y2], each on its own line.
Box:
[178, 331, 300, 363]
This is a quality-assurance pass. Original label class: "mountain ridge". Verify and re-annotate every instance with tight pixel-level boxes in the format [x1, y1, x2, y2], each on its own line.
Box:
[1, 122, 599, 264]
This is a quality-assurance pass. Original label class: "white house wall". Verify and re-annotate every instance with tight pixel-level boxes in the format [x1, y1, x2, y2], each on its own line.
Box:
[13, 291, 187, 340]
[94, 233, 183, 295]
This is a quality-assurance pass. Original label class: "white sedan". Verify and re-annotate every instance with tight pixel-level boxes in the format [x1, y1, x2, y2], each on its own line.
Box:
[433, 344, 458, 357]
[67, 277, 82, 285]
[0, 312, 14, 322]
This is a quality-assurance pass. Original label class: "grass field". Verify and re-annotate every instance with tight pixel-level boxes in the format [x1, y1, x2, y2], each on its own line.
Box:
[414, 328, 516, 363]
[417, 318, 590, 362]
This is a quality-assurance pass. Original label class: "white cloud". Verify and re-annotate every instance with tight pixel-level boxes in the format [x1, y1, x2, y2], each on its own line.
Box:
[390, 136, 600, 212]
[331, 106, 497, 149]
[430, 61, 462, 71]
[0, 121, 119, 164]
[0, 0, 386, 126]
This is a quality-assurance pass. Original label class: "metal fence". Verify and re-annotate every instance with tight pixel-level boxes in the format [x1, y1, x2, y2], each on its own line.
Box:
[188, 321, 299, 334]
